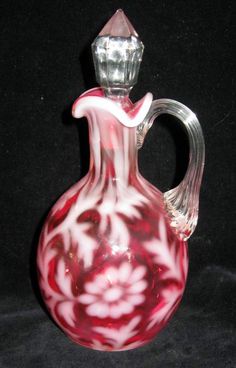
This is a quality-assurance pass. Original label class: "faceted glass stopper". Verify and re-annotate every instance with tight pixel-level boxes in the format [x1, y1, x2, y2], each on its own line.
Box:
[92, 10, 144, 96]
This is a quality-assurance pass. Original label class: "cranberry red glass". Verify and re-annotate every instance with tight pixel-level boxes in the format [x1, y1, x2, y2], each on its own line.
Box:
[37, 10, 204, 351]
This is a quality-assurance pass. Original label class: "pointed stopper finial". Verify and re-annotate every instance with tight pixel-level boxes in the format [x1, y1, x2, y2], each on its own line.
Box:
[99, 9, 138, 37]
[92, 10, 144, 97]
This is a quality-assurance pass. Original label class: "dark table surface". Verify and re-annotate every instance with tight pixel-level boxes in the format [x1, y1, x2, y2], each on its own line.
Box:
[1, 1, 235, 367]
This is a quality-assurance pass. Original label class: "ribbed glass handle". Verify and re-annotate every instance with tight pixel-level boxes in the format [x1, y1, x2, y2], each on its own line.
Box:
[137, 99, 205, 240]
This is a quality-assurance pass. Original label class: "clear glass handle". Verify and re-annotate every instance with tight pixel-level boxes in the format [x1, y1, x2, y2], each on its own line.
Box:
[137, 99, 205, 240]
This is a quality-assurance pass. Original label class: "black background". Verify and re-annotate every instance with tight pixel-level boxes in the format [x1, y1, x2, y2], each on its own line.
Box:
[1, 1, 235, 367]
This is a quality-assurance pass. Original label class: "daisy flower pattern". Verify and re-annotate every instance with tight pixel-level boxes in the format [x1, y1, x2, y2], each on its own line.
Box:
[79, 262, 148, 319]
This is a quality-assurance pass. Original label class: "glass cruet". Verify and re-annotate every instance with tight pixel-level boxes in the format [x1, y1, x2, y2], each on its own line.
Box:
[37, 9, 205, 351]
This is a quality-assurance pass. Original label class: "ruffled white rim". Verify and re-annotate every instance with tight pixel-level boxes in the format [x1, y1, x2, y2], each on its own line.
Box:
[72, 88, 153, 128]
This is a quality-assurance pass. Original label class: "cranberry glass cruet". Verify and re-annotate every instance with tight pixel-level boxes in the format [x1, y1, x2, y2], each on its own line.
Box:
[37, 10, 205, 351]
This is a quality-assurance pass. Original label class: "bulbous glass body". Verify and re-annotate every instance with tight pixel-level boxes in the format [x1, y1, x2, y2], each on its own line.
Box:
[37, 89, 188, 351]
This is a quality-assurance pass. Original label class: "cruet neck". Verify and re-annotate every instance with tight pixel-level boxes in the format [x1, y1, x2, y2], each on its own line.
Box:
[87, 110, 138, 183]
